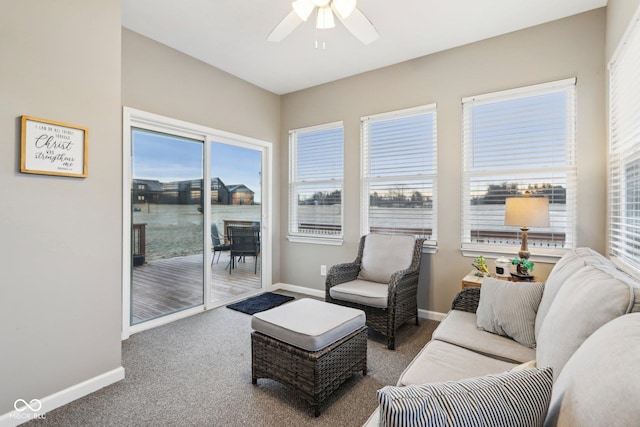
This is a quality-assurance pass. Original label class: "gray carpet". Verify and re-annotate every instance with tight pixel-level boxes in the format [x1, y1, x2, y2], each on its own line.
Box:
[29, 292, 438, 426]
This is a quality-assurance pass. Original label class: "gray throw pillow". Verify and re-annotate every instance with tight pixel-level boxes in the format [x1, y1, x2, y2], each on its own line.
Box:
[377, 367, 553, 427]
[476, 277, 545, 348]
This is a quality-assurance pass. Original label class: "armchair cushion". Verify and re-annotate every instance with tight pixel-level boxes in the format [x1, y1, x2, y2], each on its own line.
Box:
[476, 277, 545, 349]
[328, 279, 388, 308]
[378, 367, 553, 427]
[358, 234, 415, 283]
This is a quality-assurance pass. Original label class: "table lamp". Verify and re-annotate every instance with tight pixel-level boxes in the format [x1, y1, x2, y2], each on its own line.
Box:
[504, 192, 550, 261]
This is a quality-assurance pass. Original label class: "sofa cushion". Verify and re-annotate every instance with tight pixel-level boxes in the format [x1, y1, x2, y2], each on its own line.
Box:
[510, 360, 537, 371]
[535, 247, 612, 339]
[328, 279, 388, 308]
[358, 233, 415, 283]
[362, 408, 380, 427]
[378, 367, 553, 427]
[476, 277, 544, 348]
[536, 264, 640, 379]
[398, 339, 518, 387]
[432, 310, 535, 363]
[545, 313, 640, 426]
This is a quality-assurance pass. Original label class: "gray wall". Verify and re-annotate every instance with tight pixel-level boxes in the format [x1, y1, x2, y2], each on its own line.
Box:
[121, 28, 282, 283]
[122, 29, 280, 144]
[0, 0, 122, 413]
[279, 9, 607, 314]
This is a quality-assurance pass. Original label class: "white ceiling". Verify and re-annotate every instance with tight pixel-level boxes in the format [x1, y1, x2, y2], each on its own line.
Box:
[122, 0, 607, 95]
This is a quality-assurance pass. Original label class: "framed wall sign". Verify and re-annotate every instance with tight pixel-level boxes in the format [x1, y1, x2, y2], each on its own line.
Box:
[20, 115, 88, 178]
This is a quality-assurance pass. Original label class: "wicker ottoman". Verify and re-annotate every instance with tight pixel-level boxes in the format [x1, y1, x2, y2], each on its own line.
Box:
[251, 298, 367, 416]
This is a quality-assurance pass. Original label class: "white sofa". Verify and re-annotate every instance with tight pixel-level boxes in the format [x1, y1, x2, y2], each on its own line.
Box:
[365, 248, 640, 426]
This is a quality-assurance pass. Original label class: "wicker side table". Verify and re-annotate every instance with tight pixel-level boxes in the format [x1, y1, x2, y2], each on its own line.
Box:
[250, 298, 367, 417]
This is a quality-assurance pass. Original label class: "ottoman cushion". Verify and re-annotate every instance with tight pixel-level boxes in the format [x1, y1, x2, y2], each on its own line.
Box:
[251, 298, 366, 352]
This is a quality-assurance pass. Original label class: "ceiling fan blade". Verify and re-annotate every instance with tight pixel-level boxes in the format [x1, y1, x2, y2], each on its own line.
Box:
[333, 6, 379, 45]
[267, 10, 303, 42]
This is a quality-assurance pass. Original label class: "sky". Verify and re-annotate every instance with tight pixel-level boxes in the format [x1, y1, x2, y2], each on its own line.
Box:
[132, 129, 262, 202]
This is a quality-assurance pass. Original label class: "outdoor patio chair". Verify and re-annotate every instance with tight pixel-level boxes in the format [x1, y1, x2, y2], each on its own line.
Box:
[325, 234, 425, 350]
[228, 225, 260, 274]
[211, 223, 231, 265]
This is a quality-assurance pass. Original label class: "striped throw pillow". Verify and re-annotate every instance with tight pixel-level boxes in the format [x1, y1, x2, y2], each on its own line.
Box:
[377, 367, 553, 427]
[476, 277, 545, 348]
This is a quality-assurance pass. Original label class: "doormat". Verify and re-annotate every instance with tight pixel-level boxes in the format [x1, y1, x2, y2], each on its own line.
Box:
[226, 292, 295, 315]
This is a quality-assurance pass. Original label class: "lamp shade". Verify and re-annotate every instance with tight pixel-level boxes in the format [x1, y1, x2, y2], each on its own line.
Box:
[504, 196, 550, 228]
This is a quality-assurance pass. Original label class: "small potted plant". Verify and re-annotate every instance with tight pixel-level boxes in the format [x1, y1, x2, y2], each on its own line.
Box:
[512, 257, 535, 276]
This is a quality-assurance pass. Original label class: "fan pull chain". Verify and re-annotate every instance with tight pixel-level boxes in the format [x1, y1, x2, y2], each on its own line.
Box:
[314, 26, 327, 50]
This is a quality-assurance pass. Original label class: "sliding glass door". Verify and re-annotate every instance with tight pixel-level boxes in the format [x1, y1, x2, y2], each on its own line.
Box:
[130, 129, 204, 325]
[209, 142, 263, 303]
[123, 107, 272, 336]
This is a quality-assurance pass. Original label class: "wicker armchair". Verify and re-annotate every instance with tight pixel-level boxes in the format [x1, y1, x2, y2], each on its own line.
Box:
[325, 234, 425, 350]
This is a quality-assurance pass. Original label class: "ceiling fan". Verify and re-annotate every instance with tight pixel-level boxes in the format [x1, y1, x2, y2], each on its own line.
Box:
[267, 0, 379, 45]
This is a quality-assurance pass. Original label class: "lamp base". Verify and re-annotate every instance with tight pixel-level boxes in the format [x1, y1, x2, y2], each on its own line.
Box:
[518, 226, 530, 260]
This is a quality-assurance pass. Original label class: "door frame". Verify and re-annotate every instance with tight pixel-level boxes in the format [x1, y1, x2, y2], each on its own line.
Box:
[122, 107, 273, 339]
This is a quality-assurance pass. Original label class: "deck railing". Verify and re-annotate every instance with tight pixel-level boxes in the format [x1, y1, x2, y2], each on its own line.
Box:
[132, 223, 147, 266]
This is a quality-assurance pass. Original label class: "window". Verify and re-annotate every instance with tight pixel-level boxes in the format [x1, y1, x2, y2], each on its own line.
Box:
[361, 105, 437, 245]
[288, 122, 344, 243]
[461, 79, 577, 257]
[609, 10, 640, 274]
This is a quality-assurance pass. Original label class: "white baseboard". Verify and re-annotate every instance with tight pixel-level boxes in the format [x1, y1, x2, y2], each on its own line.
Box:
[273, 282, 325, 299]
[418, 309, 446, 322]
[0, 367, 125, 427]
[273, 282, 446, 322]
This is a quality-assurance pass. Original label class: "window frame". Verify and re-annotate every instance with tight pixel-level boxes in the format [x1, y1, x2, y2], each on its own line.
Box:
[608, 6, 640, 279]
[360, 104, 438, 252]
[460, 79, 577, 262]
[287, 121, 344, 245]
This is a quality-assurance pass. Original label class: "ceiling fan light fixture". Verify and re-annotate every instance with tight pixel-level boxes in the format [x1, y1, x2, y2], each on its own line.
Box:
[270, 0, 378, 45]
[332, 0, 356, 19]
[292, 0, 315, 21]
[316, 6, 335, 29]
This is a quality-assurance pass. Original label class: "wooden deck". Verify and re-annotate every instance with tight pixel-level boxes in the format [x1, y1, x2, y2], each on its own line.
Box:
[131, 252, 261, 325]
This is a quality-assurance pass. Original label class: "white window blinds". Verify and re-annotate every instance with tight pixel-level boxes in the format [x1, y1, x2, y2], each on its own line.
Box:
[609, 10, 640, 273]
[288, 122, 344, 241]
[461, 79, 576, 253]
[361, 105, 437, 242]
